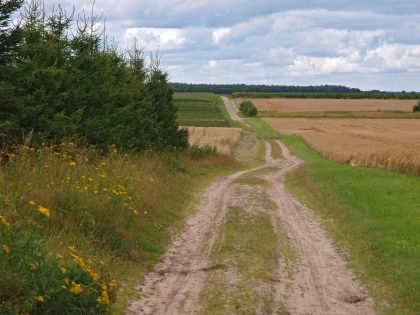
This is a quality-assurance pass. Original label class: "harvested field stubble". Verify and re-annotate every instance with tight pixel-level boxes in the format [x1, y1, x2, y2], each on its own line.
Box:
[186, 127, 242, 155]
[239, 98, 416, 112]
[264, 118, 420, 175]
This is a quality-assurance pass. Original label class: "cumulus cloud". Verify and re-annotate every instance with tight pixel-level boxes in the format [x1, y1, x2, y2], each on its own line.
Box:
[37, 0, 420, 90]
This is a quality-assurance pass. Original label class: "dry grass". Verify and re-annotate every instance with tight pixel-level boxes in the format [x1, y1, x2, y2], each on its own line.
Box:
[186, 127, 242, 155]
[264, 118, 420, 175]
[237, 98, 416, 112]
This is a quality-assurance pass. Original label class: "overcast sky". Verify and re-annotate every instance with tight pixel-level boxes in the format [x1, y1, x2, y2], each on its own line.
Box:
[43, 0, 420, 91]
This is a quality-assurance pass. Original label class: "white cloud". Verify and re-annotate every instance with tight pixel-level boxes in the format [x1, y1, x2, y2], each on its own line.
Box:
[36, 0, 420, 90]
[212, 28, 231, 45]
[123, 28, 187, 50]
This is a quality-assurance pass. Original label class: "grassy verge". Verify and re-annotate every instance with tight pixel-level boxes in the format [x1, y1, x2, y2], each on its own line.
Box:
[283, 135, 420, 314]
[269, 139, 283, 160]
[0, 143, 240, 314]
[259, 111, 420, 119]
[198, 167, 290, 314]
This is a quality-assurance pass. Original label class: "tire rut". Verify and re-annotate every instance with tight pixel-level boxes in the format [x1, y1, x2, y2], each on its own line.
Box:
[128, 140, 375, 315]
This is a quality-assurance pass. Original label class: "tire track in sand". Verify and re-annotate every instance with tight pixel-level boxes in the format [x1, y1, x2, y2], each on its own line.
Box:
[129, 140, 375, 315]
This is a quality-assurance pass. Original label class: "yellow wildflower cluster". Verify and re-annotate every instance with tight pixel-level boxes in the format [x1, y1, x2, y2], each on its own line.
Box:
[69, 247, 98, 280]
[97, 289, 110, 305]
[37, 206, 50, 218]
[28, 201, 51, 218]
[36, 295, 45, 303]
[70, 282, 83, 295]
[2, 244, 11, 254]
[0, 215, 10, 228]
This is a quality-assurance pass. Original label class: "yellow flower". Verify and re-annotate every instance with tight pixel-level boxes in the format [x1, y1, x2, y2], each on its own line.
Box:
[69, 161, 77, 166]
[29, 263, 37, 271]
[144, 211, 148, 215]
[60, 267, 67, 275]
[29, 200, 36, 206]
[109, 279, 118, 290]
[68, 245, 77, 252]
[2, 244, 10, 254]
[0, 215, 10, 228]
[37, 206, 50, 218]
[97, 290, 110, 305]
[64, 278, 69, 284]
[36, 295, 44, 302]
[133, 210, 138, 215]
[70, 282, 83, 295]
[55, 253, 64, 260]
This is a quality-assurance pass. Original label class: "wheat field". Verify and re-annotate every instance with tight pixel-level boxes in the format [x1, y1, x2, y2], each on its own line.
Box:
[237, 98, 416, 112]
[264, 118, 420, 175]
[186, 127, 242, 154]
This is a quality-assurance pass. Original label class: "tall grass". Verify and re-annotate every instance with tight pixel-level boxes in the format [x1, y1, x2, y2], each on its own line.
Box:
[0, 142, 237, 313]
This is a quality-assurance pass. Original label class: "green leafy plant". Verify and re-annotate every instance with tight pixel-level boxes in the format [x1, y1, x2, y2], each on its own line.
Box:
[239, 101, 258, 117]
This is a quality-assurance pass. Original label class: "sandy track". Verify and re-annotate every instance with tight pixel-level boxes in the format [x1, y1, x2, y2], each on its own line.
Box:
[128, 161, 272, 314]
[221, 96, 242, 121]
[129, 140, 374, 314]
[265, 141, 374, 315]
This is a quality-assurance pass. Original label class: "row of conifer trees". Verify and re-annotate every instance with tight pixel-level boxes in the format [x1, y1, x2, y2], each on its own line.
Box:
[0, 0, 188, 151]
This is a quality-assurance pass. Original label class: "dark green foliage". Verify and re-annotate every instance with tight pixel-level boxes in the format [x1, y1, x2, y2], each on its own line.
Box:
[0, 0, 23, 66]
[0, 1, 187, 151]
[171, 83, 420, 99]
[172, 83, 362, 94]
[413, 101, 420, 112]
[239, 101, 258, 117]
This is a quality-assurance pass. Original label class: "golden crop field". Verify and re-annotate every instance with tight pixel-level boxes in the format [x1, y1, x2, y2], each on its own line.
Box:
[237, 98, 416, 112]
[186, 127, 242, 154]
[264, 118, 420, 175]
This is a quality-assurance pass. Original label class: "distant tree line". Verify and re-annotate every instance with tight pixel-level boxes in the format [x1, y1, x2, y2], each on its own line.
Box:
[0, 0, 188, 150]
[232, 92, 420, 100]
[172, 83, 420, 99]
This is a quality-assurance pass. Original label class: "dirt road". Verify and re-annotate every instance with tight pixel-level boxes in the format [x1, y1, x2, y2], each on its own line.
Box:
[221, 96, 242, 121]
[129, 140, 374, 314]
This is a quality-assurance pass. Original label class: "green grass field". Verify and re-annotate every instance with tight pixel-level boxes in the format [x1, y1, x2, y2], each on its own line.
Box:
[175, 93, 230, 127]
[283, 135, 420, 314]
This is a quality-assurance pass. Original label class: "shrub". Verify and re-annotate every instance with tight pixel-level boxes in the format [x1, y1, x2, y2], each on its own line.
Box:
[413, 101, 420, 112]
[239, 101, 258, 117]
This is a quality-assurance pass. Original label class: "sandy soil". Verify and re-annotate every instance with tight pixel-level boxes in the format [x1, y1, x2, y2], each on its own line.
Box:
[236, 98, 416, 112]
[128, 141, 375, 315]
[222, 96, 242, 121]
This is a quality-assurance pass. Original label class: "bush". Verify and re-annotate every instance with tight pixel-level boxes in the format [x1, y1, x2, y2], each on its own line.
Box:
[413, 101, 420, 112]
[239, 101, 258, 117]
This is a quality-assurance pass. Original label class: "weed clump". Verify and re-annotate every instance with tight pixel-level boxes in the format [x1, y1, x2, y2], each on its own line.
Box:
[413, 101, 420, 112]
[187, 144, 219, 159]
